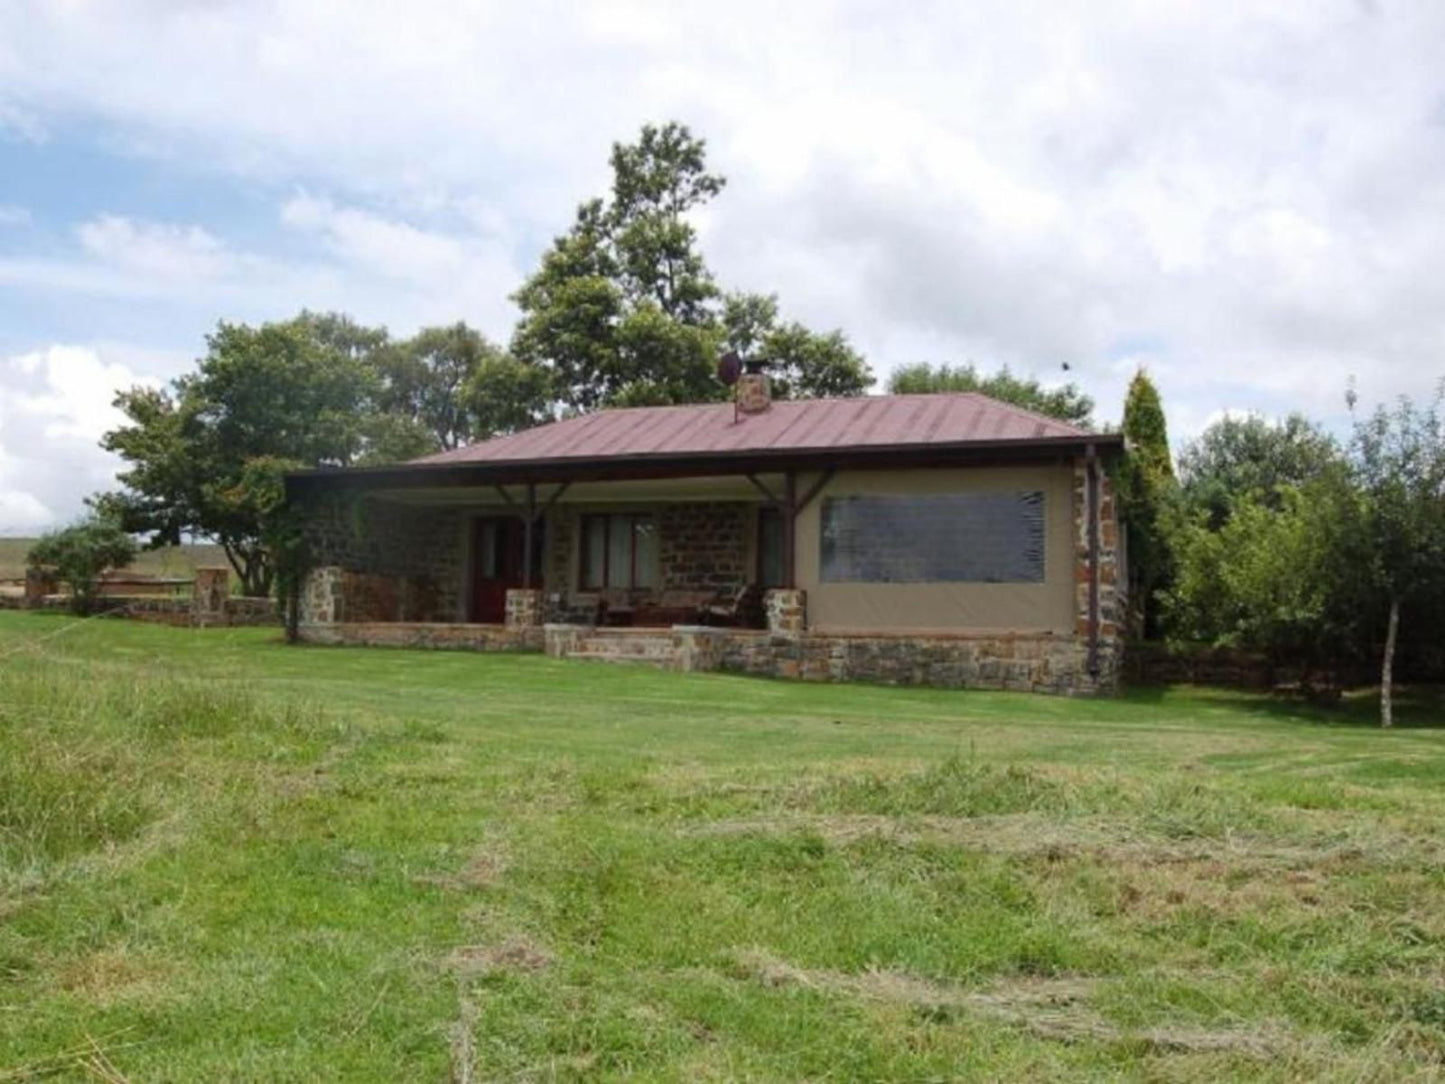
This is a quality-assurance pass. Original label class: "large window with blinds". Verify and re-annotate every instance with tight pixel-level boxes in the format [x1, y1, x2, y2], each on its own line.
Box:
[580, 513, 659, 590]
[820, 492, 1046, 584]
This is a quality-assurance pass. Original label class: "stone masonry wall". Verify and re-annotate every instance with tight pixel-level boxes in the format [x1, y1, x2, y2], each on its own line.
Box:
[544, 501, 752, 603]
[1070, 457, 1123, 694]
[300, 494, 468, 622]
[657, 502, 751, 594]
[709, 630, 1098, 695]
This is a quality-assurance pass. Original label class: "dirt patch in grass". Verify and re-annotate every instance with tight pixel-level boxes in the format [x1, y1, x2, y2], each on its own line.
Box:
[730, 947, 1295, 1057]
[416, 840, 510, 892]
[56, 949, 174, 1006]
[445, 935, 551, 977]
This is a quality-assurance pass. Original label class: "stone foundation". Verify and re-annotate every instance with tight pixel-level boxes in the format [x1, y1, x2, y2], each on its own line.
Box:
[709, 629, 1116, 695]
[297, 621, 542, 651]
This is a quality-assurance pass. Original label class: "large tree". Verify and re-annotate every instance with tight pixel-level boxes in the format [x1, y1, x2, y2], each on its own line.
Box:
[887, 363, 1093, 427]
[102, 317, 377, 596]
[513, 122, 870, 409]
[1117, 369, 1175, 638]
[374, 322, 510, 453]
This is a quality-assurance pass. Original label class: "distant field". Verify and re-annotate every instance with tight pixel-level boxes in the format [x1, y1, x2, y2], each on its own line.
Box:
[2, 613, 1444, 1079]
[0, 537, 229, 581]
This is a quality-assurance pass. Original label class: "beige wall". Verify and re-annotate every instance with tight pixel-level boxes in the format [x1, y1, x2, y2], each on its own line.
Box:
[794, 465, 1076, 634]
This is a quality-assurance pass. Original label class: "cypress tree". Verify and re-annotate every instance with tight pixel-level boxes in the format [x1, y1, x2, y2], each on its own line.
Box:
[1119, 369, 1175, 638]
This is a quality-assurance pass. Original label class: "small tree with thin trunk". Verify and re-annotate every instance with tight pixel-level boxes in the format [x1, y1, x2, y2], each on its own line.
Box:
[1348, 386, 1445, 727]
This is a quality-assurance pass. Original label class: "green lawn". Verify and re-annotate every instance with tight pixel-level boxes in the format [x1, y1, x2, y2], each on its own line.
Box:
[2, 613, 1444, 1081]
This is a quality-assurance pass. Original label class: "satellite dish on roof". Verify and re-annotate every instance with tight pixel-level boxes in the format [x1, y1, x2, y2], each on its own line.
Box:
[717, 351, 742, 386]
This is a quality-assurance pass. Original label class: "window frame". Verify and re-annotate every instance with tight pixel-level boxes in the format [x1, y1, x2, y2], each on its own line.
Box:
[579, 512, 658, 590]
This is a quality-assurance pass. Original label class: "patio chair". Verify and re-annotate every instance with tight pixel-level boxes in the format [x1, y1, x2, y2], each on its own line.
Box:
[698, 583, 763, 628]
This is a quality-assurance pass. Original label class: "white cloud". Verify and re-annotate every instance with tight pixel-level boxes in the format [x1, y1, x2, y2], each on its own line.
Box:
[76, 214, 235, 279]
[281, 194, 467, 283]
[0, 345, 164, 532]
[0, 0, 1443, 525]
[0, 204, 29, 227]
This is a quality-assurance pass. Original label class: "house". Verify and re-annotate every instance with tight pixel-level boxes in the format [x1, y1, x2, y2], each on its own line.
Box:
[284, 374, 1125, 694]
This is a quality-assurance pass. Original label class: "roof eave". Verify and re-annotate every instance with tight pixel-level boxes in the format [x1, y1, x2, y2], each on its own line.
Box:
[285, 433, 1124, 498]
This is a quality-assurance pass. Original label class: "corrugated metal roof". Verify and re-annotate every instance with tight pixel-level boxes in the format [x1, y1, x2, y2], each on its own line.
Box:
[413, 393, 1090, 466]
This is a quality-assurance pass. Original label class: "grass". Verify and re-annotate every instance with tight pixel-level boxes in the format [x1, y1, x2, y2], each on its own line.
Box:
[1, 612, 1444, 1080]
[0, 538, 228, 582]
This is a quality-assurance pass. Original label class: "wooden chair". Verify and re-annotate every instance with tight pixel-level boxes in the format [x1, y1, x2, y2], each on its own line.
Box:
[698, 583, 763, 628]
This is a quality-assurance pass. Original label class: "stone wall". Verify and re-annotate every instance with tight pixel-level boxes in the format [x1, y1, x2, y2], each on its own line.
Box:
[658, 502, 751, 593]
[299, 494, 468, 621]
[709, 630, 1102, 695]
[543, 501, 752, 605]
[1070, 456, 1123, 692]
[536, 624, 1116, 696]
[298, 621, 542, 651]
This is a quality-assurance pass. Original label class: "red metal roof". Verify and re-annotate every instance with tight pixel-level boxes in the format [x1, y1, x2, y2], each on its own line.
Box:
[413, 393, 1091, 466]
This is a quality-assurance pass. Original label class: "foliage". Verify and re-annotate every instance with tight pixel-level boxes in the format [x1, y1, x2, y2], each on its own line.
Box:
[1346, 387, 1445, 724]
[374, 322, 516, 453]
[513, 122, 870, 409]
[887, 362, 1094, 426]
[27, 515, 137, 614]
[1177, 412, 1339, 528]
[1162, 477, 1361, 674]
[102, 317, 377, 596]
[1117, 369, 1175, 637]
[722, 293, 872, 399]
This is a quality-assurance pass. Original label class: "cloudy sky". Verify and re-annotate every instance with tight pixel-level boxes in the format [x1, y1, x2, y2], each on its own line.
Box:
[1, 1, 1443, 532]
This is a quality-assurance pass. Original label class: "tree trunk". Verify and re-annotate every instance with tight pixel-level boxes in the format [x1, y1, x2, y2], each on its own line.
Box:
[1381, 594, 1399, 729]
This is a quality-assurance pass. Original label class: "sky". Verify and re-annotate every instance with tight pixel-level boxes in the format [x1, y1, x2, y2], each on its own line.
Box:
[1, 0, 1443, 533]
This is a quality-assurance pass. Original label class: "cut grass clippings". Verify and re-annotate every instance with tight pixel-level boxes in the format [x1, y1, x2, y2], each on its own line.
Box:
[1, 611, 1443, 1080]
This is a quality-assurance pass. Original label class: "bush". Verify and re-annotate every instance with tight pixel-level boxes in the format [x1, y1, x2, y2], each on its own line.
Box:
[27, 516, 137, 615]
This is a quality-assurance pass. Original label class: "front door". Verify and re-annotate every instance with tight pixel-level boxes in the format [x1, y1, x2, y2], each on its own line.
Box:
[470, 516, 525, 623]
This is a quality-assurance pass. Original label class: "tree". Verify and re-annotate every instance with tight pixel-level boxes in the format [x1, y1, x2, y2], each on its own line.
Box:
[465, 353, 555, 437]
[374, 323, 515, 453]
[1177, 413, 1339, 528]
[102, 317, 377, 597]
[1117, 369, 1175, 638]
[721, 293, 871, 400]
[513, 122, 870, 409]
[28, 516, 137, 615]
[1347, 388, 1445, 727]
[887, 363, 1093, 426]
[1161, 474, 1362, 681]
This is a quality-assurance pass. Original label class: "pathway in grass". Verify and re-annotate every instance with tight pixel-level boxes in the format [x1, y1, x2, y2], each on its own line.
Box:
[1, 613, 1443, 1080]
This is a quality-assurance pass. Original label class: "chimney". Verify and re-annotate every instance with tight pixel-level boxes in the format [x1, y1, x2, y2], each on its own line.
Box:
[736, 360, 771, 415]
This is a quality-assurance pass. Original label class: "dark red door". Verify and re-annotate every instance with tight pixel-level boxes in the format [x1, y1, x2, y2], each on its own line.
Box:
[470, 517, 524, 623]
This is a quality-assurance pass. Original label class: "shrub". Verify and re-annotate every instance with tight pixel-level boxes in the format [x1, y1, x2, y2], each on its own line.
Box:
[27, 516, 137, 615]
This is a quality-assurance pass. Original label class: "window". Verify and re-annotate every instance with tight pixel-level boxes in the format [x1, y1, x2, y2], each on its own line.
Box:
[757, 506, 786, 587]
[820, 492, 1046, 583]
[580, 513, 658, 589]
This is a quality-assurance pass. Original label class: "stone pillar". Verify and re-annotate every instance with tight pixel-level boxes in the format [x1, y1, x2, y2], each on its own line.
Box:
[23, 566, 57, 609]
[505, 588, 543, 628]
[764, 588, 806, 636]
[1071, 457, 1122, 693]
[191, 567, 231, 628]
[300, 565, 344, 625]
